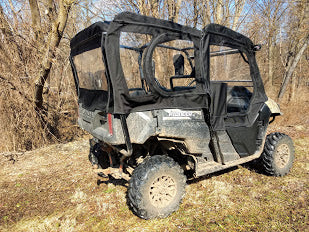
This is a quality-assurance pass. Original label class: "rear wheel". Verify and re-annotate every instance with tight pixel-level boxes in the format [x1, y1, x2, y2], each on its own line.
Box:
[128, 155, 186, 219]
[260, 133, 294, 176]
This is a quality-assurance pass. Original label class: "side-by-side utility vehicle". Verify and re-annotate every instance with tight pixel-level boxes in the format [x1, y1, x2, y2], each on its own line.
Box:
[70, 12, 295, 219]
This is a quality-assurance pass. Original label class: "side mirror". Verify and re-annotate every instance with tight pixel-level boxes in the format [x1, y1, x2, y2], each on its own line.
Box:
[253, 44, 262, 51]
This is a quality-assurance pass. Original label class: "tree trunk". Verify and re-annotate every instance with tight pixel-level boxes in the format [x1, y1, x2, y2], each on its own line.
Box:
[167, 0, 182, 22]
[215, 0, 224, 24]
[34, 0, 74, 112]
[267, 42, 274, 88]
[138, 0, 147, 15]
[201, 0, 211, 27]
[193, 0, 198, 28]
[289, 72, 297, 102]
[232, 0, 245, 30]
[277, 34, 309, 101]
[149, 0, 159, 18]
[29, 0, 42, 40]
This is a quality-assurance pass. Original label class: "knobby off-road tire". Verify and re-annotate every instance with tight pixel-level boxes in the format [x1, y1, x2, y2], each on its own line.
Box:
[260, 132, 295, 176]
[128, 155, 186, 219]
[89, 143, 110, 169]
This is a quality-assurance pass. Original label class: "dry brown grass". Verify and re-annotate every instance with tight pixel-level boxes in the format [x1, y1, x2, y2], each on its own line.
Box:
[0, 124, 308, 231]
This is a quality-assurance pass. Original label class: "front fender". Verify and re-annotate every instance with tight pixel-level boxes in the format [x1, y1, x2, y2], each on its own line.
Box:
[265, 98, 282, 116]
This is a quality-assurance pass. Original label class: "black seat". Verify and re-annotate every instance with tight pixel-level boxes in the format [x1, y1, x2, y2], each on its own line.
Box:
[226, 86, 252, 113]
[173, 54, 184, 75]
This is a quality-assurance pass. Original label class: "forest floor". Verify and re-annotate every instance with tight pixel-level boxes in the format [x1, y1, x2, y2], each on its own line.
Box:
[0, 121, 308, 231]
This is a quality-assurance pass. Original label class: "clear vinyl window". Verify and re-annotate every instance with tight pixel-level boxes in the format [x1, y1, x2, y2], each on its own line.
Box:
[152, 39, 195, 91]
[210, 45, 253, 113]
[73, 48, 108, 91]
[119, 33, 152, 91]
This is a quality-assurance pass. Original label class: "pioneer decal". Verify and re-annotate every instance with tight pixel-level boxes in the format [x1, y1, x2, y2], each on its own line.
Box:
[163, 109, 202, 120]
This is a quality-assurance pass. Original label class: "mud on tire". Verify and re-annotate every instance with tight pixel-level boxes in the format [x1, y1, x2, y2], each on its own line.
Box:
[128, 155, 186, 219]
[260, 132, 295, 176]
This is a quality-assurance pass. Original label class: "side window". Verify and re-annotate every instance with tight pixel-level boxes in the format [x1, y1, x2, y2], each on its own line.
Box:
[152, 40, 195, 91]
[119, 32, 152, 92]
[73, 48, 108, 91]
[210, 45, 253, 114]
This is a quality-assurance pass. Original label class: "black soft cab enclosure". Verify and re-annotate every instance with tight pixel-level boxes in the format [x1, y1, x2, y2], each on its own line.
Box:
[70, 22, 111, 118]
[70, 12, 208, 116]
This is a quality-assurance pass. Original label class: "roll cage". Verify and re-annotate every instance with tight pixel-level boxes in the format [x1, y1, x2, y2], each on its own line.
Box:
[70, 11, 267, 131]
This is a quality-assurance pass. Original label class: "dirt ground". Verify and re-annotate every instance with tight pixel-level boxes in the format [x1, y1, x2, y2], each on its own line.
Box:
[0, 123, 308, 231]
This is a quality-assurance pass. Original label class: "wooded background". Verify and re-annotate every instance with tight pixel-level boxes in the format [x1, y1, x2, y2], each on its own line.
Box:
[0, 0, 308, 151]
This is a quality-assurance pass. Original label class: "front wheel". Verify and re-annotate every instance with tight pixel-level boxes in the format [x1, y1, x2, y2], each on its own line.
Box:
[128, 155, 186, 219]
[260, 132, 295, 176]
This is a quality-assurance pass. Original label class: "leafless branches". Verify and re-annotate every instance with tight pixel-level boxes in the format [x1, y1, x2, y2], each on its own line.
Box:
[0, 0, 307, 151]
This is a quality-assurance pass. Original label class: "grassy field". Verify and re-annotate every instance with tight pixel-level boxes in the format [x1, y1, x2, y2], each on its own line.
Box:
[0, 125, 308, 232]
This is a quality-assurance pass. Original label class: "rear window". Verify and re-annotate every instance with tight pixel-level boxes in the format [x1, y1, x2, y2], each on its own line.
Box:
[73, 48, 108, 91]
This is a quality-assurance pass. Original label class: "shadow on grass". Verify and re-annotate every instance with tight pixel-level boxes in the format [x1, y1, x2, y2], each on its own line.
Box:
[240, 158, 268, 175]
[187, 166, 239, 184]
[96, 175, 128, 187]
[188, 158, 271, 184]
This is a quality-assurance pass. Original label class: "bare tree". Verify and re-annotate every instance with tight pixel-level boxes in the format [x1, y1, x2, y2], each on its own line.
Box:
[194, 0, 247, 28]
[1, 0, 308, 151]
[278, 35, 309, 101]
[250, 0, 287, 89]
[29, 0, 42, 40]
[277, 0, 309, 101]
[33, 0, 75, 112]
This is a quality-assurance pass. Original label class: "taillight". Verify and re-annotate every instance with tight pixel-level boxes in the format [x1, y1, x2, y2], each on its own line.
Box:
[108, 113, 113, 136]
